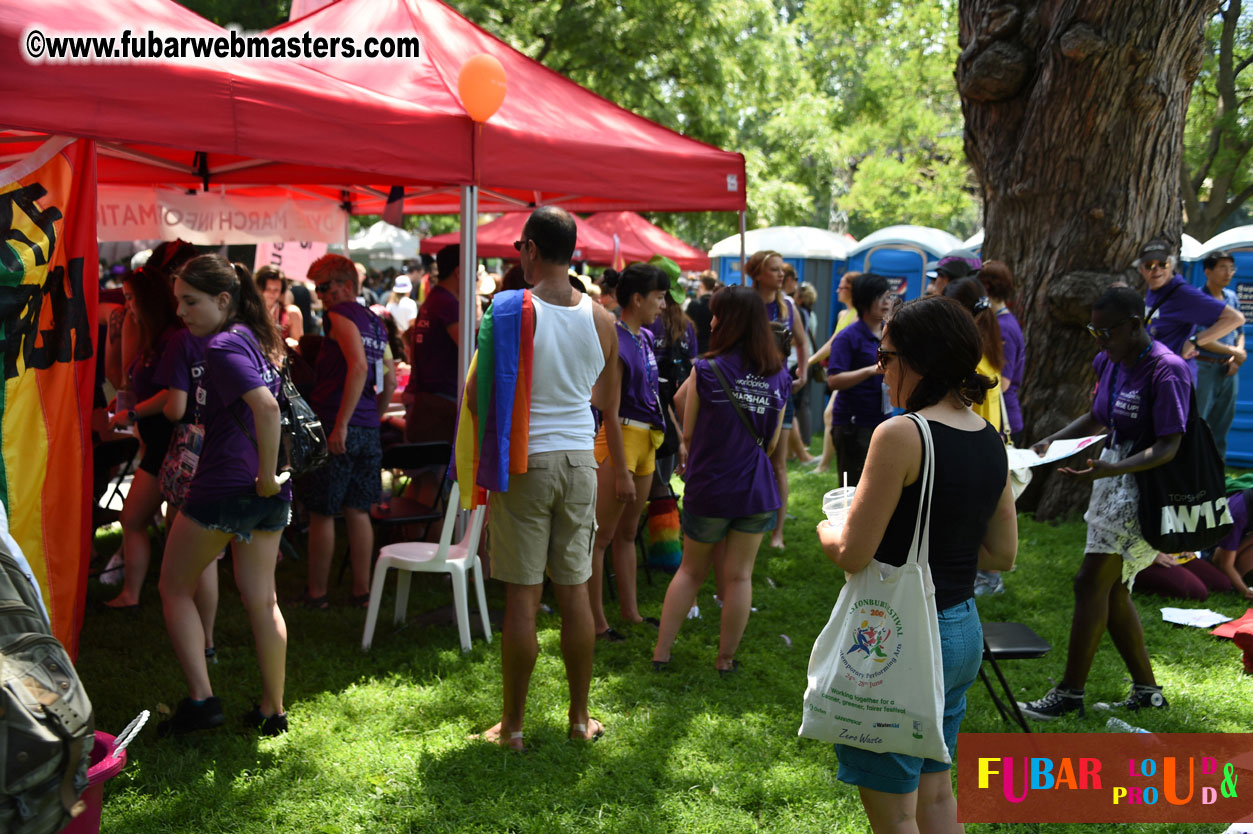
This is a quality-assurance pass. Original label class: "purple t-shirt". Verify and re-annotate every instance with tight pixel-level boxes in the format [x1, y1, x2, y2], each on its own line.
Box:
[616, 323, 665, 427]
[127, 326, 180, 401]
[406, 285, 459, 399]
[997, 308, 1025, 434]
[827, 318, 889, 428]
[154, 328, 208, 424]
[1145, 274, 1226, 355]
[1217, 490, 1252, 552]
[312, 302, 387, 428]
[684, 349, 791, 518]
[186, 327, 292, 504]
[1091, 340, 1190, 445]
[646, 318, 698, 366]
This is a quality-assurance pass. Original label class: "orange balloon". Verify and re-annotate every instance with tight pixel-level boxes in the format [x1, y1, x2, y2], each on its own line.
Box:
[458, 54, 507, 123]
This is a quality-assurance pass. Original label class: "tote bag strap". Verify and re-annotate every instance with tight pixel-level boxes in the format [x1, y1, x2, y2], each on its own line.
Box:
[904, 412, 937, 570]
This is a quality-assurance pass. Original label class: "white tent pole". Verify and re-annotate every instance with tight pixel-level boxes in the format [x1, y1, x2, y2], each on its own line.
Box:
[457, 184, 478, 395]
[738, 210, 746, 283]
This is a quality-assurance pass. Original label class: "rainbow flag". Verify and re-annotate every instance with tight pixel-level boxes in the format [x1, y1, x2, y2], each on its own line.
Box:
[0, 137, 97, 656]
[453, 289, 533, 508]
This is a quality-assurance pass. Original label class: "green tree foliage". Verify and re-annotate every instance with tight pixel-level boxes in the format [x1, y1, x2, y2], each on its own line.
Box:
[1183, 0, 1253, 240]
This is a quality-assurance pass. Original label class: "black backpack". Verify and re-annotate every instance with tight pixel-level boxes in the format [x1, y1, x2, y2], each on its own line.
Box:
[276, 360, 329, 477]
[0, 546, 94, 834]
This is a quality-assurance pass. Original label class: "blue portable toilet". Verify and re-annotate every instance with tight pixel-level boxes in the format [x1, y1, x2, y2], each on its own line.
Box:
[839, 225, 963, 325]
[1179, 233, 1206, 287]
[1192, 226, 1253, 466]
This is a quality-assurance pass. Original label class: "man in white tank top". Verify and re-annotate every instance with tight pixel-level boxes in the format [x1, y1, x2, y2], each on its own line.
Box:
[476, 207, 624, 749]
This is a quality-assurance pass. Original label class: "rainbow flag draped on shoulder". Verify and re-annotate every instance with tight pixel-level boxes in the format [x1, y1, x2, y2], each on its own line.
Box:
[452, 289, 534, 508]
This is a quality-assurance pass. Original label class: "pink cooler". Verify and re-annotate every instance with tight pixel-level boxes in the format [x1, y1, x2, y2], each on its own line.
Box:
[62, 731, 127, 834]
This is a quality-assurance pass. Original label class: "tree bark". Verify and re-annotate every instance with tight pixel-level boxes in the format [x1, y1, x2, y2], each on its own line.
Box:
[957, 0, 1210, 520]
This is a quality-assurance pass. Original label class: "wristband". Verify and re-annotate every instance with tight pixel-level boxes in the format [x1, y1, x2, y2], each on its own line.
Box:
[127, 408, 137, 423]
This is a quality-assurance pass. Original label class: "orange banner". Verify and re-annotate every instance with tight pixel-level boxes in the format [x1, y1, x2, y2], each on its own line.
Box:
[0, 136, 97, 656]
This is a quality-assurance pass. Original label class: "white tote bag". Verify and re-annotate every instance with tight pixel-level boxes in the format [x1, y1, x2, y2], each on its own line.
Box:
[799, 413, 950, 763]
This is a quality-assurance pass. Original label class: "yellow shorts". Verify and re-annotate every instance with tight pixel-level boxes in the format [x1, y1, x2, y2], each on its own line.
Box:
[594, 421, 663, 477]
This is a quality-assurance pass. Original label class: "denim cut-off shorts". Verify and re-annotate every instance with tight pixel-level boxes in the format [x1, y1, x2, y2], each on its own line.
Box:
[181, 493, 291, 543]
[834, 598, 983, 794]
[681, 508, 776, 544]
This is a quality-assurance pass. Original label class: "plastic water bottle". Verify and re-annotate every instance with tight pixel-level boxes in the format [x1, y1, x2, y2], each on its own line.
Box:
[1106, 717, 1150, 733]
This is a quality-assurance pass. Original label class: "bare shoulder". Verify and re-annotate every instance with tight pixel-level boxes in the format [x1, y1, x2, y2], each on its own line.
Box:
[872, 415, 922, 449]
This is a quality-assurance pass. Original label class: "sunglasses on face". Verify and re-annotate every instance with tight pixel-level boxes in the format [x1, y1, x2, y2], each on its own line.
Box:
[315, 279, 342, 294]
[1086, 317, 1136, 340]
[877, 347, 899, 367]
[1142, 261, 1170, 272]
[513, 239, 528, 252]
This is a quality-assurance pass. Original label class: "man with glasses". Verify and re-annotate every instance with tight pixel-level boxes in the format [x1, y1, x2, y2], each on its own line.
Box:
[1195, 251, 1244, 458]
[1140, 239, 1244, 368]
[302, 254, 394, 609]
[477, 207, 623, 749]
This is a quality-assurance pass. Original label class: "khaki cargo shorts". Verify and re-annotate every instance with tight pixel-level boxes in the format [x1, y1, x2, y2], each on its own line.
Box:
[488, 450, 597, 586]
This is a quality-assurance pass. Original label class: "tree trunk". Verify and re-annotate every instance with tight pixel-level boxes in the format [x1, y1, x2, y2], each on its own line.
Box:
[957, 0, 1210, 520]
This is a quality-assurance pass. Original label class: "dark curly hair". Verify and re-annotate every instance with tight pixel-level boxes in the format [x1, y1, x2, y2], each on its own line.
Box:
[884, 296, 996, 412]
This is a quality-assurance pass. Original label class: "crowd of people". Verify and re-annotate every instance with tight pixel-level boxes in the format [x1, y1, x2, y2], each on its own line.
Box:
[92, 208, 1252, 830]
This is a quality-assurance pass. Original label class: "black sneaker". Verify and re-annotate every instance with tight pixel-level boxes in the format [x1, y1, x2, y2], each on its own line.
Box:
[157, 696, 225, 737]
[243, 705, 289, 736]
[1094, 685, 1168, 712]
[1017, 686, 1084, 721]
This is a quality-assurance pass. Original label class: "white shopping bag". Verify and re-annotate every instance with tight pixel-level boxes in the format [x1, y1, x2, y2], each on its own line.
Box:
[799, 413, 949, 763]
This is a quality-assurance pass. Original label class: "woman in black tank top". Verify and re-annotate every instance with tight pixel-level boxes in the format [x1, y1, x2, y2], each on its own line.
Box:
[817, 296, 1018, 832]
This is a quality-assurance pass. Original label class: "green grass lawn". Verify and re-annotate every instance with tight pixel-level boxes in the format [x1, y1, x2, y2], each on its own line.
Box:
[79, 458, 1252, 833]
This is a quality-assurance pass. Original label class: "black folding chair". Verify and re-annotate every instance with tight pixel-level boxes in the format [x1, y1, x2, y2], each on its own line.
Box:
[979, 621, 1052, 733]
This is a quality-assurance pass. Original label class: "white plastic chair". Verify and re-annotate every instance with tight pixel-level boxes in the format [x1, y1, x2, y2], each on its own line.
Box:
[362, 482, 490, 652]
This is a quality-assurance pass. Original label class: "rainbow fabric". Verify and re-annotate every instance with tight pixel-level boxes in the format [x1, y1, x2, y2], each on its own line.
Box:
[646, 495, 682, 571]
[0, 137, 97, 656]
[453, 289, 534, 508]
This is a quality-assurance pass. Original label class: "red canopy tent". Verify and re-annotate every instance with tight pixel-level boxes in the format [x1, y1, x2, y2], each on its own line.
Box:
[420, 213, 651, 264]
[268, 0, 746, 214]
[583, 212, 712, 271]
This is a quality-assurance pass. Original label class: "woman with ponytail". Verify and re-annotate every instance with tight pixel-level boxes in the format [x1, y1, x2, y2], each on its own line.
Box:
[158, 255, 291, 737]
[817, 295, 1017, 831]
[943, 276, 1005, 436]
[746, 250, 808, 549]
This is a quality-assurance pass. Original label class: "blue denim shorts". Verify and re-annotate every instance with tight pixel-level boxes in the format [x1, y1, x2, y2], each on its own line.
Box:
[181, 493, 291, 543]
[782, 393, 796, 429]
[681, 508, 776, 544]
[835, 597, 984, 794]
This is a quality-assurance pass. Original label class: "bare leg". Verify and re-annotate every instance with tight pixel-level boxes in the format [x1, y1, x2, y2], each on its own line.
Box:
[716, 529, 764, 670]
[483, 582, 542, 750]
[1106, 581, 1157, 686]
[305, 512, 335, 599]
[816, 394, 836, 473]
[611, 471, 653, 623]
[158, 512, 233, 701]
[194, 553, 221, 652]
[590, 461, 627, 634]
[770, 439, 788, 549]
[343, 506, 374, 598]
[1060, 553, 1123, 690]
[915, 770, 963, 834]
[654, 537, 718, 663]
[788, 421, 814, 462]
[858, 785, 920, 834]
[108, 469, 165, 607]
[233, 530, 287, 716]
[550, 580, 597, 737]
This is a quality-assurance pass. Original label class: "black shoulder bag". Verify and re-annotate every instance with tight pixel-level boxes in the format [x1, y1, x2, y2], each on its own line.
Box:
[1129, 359, 1232, 552]
[707, 357, 766, 449]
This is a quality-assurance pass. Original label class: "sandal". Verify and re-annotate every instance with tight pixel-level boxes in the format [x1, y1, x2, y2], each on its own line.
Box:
[569, 717, 605, 742]
[596, 627, 627, 643]
[299, 592, 329, 610]
[470, 725, 527, 752]
[350, 592, 372, 609]
[717, 659, 741, 678]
